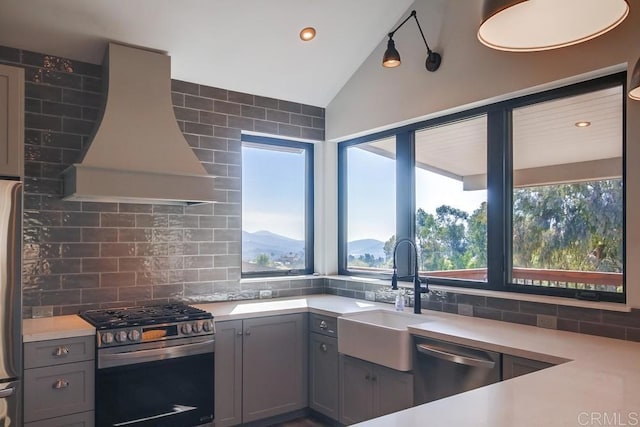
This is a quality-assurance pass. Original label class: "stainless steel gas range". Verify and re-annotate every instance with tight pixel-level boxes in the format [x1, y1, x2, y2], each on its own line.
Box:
[79, 303, 215, 427]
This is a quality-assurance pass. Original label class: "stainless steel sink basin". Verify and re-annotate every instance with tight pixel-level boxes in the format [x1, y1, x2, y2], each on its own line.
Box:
[337, 309, 426, 371]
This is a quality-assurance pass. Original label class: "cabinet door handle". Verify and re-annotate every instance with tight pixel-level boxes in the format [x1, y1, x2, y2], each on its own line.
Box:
[365, 374, 370, 381]
[52, 379, 69, 390]
[320, 343, 327, 352]
[245, 330, 251, 336]
[371, 375, 377, 382]
[52, 347, 69, 358]
[236, 331, 243, 336]
[319, 320, 328, 330]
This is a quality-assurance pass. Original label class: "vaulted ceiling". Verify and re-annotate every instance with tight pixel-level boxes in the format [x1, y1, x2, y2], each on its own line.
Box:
[0, 0, 414, 107]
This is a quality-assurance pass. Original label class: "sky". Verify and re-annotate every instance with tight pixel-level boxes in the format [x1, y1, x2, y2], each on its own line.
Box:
[242, 143, 487, 244]
[347, 148, 487, 242]
[242, 145, 306, 240]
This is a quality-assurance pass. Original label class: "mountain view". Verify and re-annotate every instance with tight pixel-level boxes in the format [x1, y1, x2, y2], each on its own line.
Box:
[242, 230, 385, 270]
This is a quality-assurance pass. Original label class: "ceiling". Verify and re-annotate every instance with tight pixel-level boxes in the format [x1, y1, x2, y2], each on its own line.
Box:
[0, 0, 414, 107]
[360, 85, 623, 186]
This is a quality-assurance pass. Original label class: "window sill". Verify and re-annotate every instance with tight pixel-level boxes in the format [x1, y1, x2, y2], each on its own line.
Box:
[328, 275, 631, 313]
[240, 273, 321, 284]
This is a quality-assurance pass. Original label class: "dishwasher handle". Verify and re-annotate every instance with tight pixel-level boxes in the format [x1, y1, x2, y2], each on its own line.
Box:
[416, 343, 496, 369]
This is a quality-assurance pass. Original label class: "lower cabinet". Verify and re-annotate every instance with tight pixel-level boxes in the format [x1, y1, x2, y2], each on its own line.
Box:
[503, 354, 554, 379]
[309, 331, 339, 420]
[215, 313, 308, 427]
[25, 411, 95, 427]
[24, 336, 95, 427]
[339, 355, 413, 425]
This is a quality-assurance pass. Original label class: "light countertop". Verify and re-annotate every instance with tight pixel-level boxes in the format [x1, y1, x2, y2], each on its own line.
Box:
[22, 295, 640, 427]
[23, 314, 95, 342]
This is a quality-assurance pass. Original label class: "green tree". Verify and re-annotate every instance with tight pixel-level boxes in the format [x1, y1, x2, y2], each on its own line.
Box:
[467, 202, 488, 268]
[254, 253, 272, 266]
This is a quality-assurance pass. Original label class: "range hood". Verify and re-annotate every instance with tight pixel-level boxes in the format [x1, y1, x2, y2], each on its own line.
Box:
[62, 43, 215, 205]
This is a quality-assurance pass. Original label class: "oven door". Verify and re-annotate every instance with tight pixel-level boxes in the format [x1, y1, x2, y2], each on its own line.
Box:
[96, 337, 214, 427]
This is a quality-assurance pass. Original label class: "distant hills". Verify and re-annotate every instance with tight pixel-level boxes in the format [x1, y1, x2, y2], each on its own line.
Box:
[242, 230, 386, 260]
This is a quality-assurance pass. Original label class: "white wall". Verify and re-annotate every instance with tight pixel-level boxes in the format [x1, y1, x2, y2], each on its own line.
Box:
[325, 0, 640, 307]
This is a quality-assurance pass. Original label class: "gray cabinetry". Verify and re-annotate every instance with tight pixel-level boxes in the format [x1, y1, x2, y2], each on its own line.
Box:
[0, 63, 24, 177]
[214, 320, 243, 427]
[309, 314, 339, 420]
[215, 313, 308, 426]
[339, 355, 413, 425]
[24, 336, 95, 426]
[503, 354, 554, 380]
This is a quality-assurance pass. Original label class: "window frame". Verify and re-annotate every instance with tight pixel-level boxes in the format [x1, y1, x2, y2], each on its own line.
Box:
[240, 134, 314, 278]
[338, 72, 626, 303]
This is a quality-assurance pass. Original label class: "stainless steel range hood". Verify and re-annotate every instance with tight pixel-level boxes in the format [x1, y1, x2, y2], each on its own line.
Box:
[62, 43, 215, 205]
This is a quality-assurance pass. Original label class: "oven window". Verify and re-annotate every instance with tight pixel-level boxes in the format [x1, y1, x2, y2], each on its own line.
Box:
[96, 353, 214, 427]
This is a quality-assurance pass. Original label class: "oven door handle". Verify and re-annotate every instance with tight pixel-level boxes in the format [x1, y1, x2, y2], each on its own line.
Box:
[99, 339, 215, 369]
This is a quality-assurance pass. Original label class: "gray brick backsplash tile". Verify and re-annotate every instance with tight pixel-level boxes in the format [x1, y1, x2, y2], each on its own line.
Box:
[228, 91, 254, 105]
[520, 301, 558, 316]
[199, 85, 227, 100]
[15, 46, 327, 315]
[580, 321, 626, 340]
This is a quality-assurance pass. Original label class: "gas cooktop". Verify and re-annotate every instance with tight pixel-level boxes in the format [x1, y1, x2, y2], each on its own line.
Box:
[79, 303, 212, 330]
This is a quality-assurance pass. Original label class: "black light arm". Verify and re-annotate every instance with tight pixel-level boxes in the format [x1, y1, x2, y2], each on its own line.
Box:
[383, 10, 441, 72]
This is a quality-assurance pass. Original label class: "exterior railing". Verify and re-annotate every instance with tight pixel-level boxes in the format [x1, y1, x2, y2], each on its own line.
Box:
[348, 265, 623, 289]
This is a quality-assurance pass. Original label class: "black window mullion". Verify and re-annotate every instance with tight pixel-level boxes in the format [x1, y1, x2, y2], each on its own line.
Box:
[395, 131, 415, 278]
[487, 108, 511, 289]
[337, 144, 348, 275]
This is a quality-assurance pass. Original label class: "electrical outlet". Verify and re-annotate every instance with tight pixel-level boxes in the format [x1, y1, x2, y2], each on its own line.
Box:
[458, 303, 474, 317]
[32, 306, 53, 318]
[259, 290, 272, 299]
[365, 291, 376, 301]
[537, 314, 558, 330]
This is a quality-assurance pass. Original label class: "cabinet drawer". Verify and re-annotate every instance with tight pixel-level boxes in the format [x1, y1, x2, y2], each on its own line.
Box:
[25, 411, 94, 427]
[25, 336, 94, 369]
[24, 361, 95, 423]
[310, 314, 337, 337]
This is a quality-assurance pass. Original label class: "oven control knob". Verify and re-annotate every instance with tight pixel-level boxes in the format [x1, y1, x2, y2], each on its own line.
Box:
[101, 332, 114, 345]
[181, 323, 192, 335]
[203, 320, 213, 332]
[115, 330, 128, 343]
[192, 321, 203, 333]
[128, 329, 141, 342]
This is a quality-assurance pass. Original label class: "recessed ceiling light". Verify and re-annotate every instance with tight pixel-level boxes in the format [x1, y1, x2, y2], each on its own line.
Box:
[299, 27, 316, 42]
[575, 121, 591, 128]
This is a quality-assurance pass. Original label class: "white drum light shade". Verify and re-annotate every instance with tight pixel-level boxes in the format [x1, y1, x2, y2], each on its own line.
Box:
[630, 57, 640, 101]
[478, 0, 629, 52]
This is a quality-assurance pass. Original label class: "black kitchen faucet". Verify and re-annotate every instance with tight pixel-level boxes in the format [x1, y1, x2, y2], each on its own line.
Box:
[391, 238, 429, 314]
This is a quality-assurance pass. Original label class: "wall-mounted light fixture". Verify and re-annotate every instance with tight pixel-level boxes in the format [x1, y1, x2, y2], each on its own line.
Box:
[382, 10, 441, 72]
[630, 58, 640, 101]
[478, 0, 629, 52]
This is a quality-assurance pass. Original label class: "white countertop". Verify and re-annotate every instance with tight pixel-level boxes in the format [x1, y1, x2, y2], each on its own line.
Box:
[22, 295, 640, 427]
[354, 310, 640, 427]
[23, 314, 95, 342]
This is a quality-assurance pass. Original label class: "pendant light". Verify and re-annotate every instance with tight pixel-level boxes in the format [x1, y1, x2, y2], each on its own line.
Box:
[478, 0, 629, 52]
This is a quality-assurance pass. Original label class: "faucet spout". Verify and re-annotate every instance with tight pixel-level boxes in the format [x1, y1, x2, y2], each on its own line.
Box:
[391, 238, 429, 313]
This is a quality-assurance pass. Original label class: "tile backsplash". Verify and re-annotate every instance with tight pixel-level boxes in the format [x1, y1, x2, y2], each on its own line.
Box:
[0, 45, 325, 317]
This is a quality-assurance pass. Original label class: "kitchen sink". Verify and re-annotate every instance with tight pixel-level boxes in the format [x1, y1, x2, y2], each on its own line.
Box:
[337, 309, 427, 371]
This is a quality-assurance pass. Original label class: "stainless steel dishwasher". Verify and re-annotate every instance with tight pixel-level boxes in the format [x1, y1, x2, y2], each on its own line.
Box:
[413, 337, 501, 404]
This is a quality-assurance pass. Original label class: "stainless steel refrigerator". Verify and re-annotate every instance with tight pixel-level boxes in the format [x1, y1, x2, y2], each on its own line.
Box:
[0, 179, 21, 426]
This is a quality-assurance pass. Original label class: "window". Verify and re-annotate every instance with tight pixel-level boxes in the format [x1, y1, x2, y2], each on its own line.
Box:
[511, 86, 623, 294]
[241, 135, 313, 277]
[339, 73, 625, 302]
[343, 137, 396, 273]
[415, 116, 488, 282]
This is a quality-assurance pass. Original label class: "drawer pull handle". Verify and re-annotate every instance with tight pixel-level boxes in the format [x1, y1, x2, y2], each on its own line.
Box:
[52, 379, 69, 390]
[320, 343, 327, 352]
[52, 347, 70, 358]
[236, 331, 243, 336]
[245, 330, 251, 336]
[319, 320, 328, 329]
